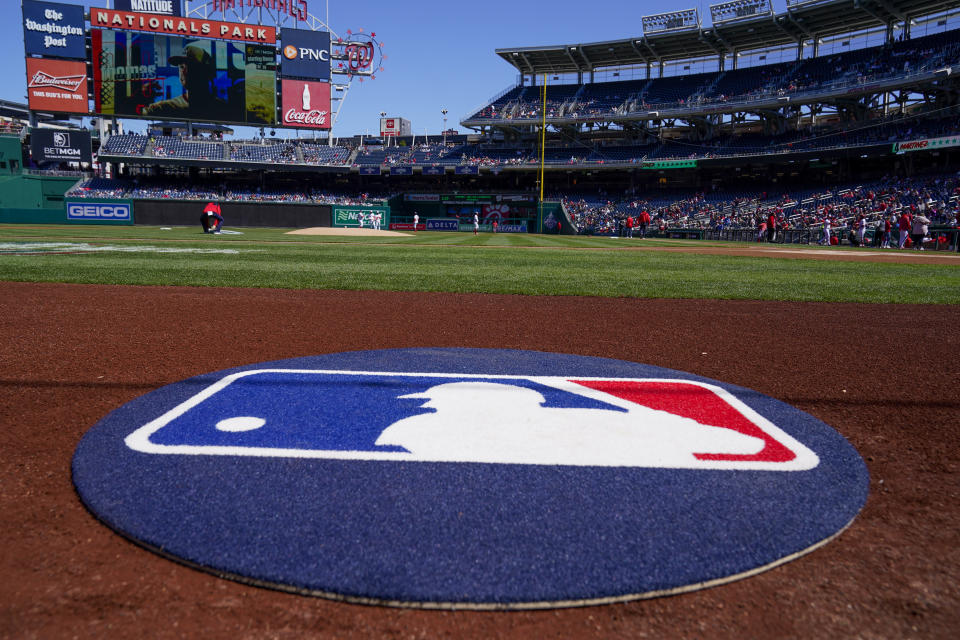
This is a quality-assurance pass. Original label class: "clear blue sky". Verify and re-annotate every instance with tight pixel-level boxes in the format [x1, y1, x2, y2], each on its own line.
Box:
[8, 1, 805, 138]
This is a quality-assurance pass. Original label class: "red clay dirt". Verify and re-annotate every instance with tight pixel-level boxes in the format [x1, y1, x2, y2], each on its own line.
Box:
[1, 281, 958, 639]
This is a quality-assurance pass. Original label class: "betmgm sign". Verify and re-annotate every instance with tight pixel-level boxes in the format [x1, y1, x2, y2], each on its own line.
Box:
[30, 129, 92, 163]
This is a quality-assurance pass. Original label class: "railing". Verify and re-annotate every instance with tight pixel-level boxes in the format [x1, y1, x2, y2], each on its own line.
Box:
[22, 169, 91, 178]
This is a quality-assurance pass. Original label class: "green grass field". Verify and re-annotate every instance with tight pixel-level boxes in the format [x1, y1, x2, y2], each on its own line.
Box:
[1, 225, 958, 303]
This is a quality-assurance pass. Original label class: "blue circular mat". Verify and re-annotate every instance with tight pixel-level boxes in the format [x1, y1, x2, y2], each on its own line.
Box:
[72, 348, 869, 608]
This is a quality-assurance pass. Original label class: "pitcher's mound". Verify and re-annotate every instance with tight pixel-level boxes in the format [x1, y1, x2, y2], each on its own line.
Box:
[286, 227, 411, 237]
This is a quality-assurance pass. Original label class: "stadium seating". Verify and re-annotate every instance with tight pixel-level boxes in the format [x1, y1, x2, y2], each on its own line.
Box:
[101, 134, 148, 155]
[300, 143, 351, 165]
[230, 142, 297, 163]
[152, 136, 224, 160]
[467, 29, 960, 122]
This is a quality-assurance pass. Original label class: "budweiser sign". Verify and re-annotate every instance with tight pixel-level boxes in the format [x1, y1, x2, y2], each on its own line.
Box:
[29, 71, 86, 93]
[25, 58, 88, 114]
[281, 79, 330, 130]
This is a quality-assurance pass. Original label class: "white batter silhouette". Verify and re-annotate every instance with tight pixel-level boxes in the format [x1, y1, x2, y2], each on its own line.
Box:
[375, 381, 764, 467]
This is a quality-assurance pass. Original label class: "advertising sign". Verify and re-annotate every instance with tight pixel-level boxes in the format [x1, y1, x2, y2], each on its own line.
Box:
[66, 200, 134, 224]
[380, 117, 410, 138]
[641, 159, 697, 169]
[459, 222, 492, 233]
[422, 166, 444, 175]
[280, 29, 331, 81]
[426, 218, 459, 231]
[332, 205, 389, 228]
[115, 0, 182, 16]
[497, 222, 528, 233]
[358, 166, 380, 175]
[26, 58, 89, 114]
[22, 1, 86, 59]
[390, 166, 413, 176]
[92, 29, 276, 125]
[211, 0, 308, 22]
[91, 8, 276, 44]
[455, 165, 479, 175]
[280, 79, 330, 129]
[31, 129, 92, 163]
[893, 135, 960, 154]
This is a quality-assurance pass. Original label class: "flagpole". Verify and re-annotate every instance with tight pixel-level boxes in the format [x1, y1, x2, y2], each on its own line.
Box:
[539, 74, 547, 233]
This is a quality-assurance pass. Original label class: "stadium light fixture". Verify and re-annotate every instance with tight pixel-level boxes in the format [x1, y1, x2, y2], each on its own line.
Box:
[641, 8, 701, 35]
[709, 0, 773, 26]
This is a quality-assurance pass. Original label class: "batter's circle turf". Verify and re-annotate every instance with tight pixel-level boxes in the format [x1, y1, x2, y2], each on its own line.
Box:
[72, 348, 869, 608]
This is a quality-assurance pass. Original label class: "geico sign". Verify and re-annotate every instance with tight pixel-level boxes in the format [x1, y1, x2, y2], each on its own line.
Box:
[283, 44, 329, 61]
[68, 204, 132, 220]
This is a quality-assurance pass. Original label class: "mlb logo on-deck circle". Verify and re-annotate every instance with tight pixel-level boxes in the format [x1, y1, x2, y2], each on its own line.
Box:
[73, 349, 868, 608]
[126, 370, 819, 471]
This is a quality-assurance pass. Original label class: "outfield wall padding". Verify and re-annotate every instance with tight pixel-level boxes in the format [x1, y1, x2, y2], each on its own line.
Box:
[134, 200, 332, 228]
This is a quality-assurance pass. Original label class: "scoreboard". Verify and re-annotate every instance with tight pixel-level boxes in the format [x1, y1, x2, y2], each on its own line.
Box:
[22, 0, 336, 130]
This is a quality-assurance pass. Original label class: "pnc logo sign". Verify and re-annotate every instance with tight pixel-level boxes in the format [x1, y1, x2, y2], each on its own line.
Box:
[73, 349, 868, 607]
[282, 44, 329, 61]
[280, 28, 331, 81]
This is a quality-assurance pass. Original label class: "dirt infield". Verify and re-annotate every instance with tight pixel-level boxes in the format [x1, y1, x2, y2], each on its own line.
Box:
[2, 282, 958, 639]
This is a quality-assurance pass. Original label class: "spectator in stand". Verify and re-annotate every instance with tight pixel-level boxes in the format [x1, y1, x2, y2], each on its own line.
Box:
[873, 217, 885, 248]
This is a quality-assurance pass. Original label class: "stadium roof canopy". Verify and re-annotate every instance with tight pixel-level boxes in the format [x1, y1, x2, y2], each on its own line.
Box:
[496, 0, 954, 75]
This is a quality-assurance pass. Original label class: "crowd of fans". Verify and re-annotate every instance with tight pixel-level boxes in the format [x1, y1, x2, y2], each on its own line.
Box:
[564, 173, 960, 247]
[67, 178, 391, 206]
[66, 172, 960, 249]
[91, 108, 957, 170]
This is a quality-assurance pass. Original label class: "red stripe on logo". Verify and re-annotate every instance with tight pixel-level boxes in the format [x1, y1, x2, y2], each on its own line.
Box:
[571, 380, 796, 463]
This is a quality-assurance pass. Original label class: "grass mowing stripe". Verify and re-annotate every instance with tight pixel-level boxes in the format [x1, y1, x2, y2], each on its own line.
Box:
[1, 234, 957, 303]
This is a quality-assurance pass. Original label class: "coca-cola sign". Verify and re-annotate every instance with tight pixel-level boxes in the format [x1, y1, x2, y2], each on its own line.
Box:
[281, 79, 330, 130]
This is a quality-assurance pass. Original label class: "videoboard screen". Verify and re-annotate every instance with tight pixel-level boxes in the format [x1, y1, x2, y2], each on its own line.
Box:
[91, 29, 276, 125]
